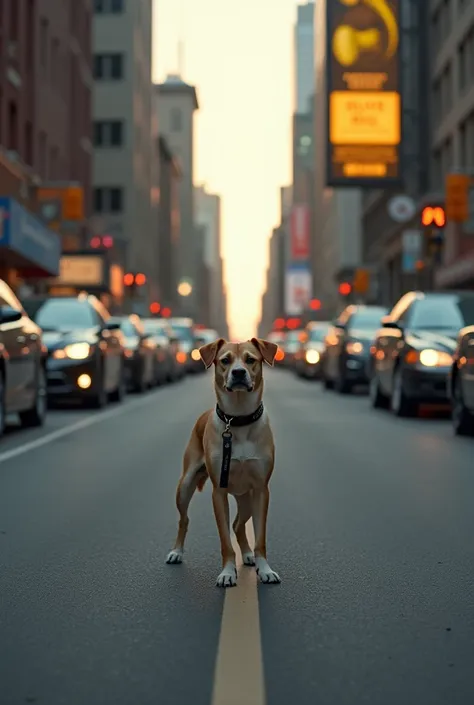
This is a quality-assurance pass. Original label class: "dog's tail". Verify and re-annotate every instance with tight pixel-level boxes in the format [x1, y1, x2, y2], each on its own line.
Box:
[196, 468, 208, 492]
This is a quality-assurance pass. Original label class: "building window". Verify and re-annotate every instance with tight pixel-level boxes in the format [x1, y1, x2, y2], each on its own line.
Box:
[8, 101, 18, 151]
[94, 0, 124, 14]
[93, 53, 124, 80]
[25, 121, 33, 166]
[40, 18, 48, 68]
[93, 187, 124, 213]
[170, 107, 182, 132]
[94, 120, 124, 147]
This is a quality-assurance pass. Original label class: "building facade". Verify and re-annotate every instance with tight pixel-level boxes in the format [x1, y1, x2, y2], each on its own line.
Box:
[92, 0, 158, 308]
[294, 2, 315, 115]
[156, 75, 199, 317]
[157, 135, 181, 313]
[0, 0, 92, 289]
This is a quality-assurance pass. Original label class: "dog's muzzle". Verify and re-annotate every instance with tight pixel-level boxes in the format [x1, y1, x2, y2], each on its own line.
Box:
[226, 368, 253, 392]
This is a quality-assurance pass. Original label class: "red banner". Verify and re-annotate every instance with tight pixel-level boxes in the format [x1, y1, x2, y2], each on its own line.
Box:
[290, 205, 310, 260]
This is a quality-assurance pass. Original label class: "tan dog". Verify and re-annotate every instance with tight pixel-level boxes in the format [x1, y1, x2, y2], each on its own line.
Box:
[165, 338, 281, 587]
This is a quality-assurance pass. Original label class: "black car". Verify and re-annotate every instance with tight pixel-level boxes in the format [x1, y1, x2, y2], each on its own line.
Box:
[369, 291, 474, 417]
[23, 294, 125, 408]
[111, 315, 156, 392]
[0, 279, 48, 437]
[321, 305, 388, 393]
[189, 328, 219, 373]
[450, 325, 474, 436]
[294, 322, 330, 379]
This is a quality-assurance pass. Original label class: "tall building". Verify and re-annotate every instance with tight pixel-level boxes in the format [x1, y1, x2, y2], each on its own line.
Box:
[157, 135, 181, 313]
[0, 0, 91, 289]
[155, 75, 199, 317]
[92, 0, 158, 306]
[294, 2, 315, 115]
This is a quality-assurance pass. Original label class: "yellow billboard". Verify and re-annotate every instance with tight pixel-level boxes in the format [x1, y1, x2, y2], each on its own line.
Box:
[326, 0, 402, 186]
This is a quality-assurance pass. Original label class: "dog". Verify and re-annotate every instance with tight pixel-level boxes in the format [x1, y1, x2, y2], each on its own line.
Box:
[165, 337, 281, 588]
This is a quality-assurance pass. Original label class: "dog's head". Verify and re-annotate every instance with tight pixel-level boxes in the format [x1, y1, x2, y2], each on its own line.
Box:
[199, 338, 278, 393]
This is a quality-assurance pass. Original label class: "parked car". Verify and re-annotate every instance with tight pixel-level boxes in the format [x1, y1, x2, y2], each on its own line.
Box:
[168, 317, 196, 374]
[294, 321, 330, 379]
[111, 315, 156, 392]
[321, 305, 388, 393]
[266, 332, 286, 365]
[283, 330, 304, 369]
[0, 280, 48, 436]
[189, 328, 219, 373]
[142, 318, 180, 383]
[450, 325, 474, 436]
[22, 294, 125, 408]
[369, 291, 474, 417]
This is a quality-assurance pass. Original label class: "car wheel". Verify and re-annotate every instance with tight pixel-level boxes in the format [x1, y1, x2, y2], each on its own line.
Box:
[452, 374, 474, 436]
[0, 372, 6, 438]
[110, 365, 126, 403]
[391, 367, 418, 417]
[19, 366, 47, 428]
[369, 372, 389, 409]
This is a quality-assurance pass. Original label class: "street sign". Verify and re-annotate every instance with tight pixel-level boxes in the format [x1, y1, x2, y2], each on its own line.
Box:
[445, 173, 469, 222]
[387, 195, 416, 223]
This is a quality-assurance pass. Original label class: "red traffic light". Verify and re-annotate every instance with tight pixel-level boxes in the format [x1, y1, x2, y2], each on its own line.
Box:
[124, 272, 134, 286]
[274, 318, 285, 330]
[135, 273, 146, 286]
[339, 282, 352, 296]
[309, 298, 321, 311]
[286, 317, 301, 329]
[421, 206, 446, 227]
[162, 307, 171, 318]
[102, 235, 114, 248]
[149, 302, 161, 314]
[90, 236, 101, 249]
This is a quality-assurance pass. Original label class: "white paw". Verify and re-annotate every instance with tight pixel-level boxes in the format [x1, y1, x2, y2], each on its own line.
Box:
[242, 552, 255, 566]
[216, 563, 237, 588]
[166, 549, 183, 564]
[255, 557, 281, 584]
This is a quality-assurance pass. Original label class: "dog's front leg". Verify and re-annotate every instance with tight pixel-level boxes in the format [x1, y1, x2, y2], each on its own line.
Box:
[252, 487, 281, 584]
[212, 488, 237, 587]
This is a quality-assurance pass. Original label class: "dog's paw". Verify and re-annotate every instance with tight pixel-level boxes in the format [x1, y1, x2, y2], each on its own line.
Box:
[242, 552, 255, 566]
[216, 564, 237, 588]
[165, 549, 183, 564]
[255, 557, 281, 584]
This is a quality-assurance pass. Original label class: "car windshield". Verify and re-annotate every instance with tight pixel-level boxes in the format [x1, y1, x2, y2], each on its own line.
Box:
[410, 297, 474, 329]
[308, 325, 330, 342]
[350, 308, 387, 329]
[29, 299, 96, 331]
[171, 324, 194, 343]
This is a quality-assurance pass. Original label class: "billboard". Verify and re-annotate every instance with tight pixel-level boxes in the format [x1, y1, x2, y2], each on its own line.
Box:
[326, 0, 402, 187]
[285, 264, 312, 315]
[290, 204, 310, 260]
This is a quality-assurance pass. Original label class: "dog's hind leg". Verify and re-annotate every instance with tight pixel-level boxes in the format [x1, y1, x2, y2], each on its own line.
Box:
[233, 493, 255, 566]
[166, 456, 207, 565]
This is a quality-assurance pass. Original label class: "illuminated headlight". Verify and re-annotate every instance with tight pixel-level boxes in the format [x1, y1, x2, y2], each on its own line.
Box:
[191, 348, 201, 361]
[53, 342, 91, 360]
[346, 341, 363, 355]
[419, 349, 453, 368]
[305, 349, 320, 364]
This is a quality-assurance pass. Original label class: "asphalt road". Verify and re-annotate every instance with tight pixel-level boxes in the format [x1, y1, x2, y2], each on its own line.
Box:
[1, 369, 473, 705]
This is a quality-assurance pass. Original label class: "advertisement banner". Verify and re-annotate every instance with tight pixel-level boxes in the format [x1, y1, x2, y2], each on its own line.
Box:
[290, 204, 310, 260]
[326, 0, 402, 187]
[401, 230, 422, 273]
[285, 264, 312, 315]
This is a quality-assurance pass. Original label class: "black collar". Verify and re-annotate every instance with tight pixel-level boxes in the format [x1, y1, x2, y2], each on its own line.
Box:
[216, 402, 264, 427]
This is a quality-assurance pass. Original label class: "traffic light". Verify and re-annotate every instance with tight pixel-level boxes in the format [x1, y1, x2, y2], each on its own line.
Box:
[149, 302, 161, 315]
[339, 282, 352, 296]
[309, 298, 321, 311]
[90, 235, 114, 249]
[124, 272, 134, 287]
[421, 205, 446, 264]
[421, 206, 446, 227]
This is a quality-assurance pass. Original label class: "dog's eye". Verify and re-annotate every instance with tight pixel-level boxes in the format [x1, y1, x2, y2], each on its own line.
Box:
[221, 356, 231, 365]
[245, 356, 256, 364]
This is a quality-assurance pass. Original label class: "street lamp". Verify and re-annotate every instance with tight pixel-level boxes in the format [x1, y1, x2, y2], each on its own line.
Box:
[177, 281, 192, 297]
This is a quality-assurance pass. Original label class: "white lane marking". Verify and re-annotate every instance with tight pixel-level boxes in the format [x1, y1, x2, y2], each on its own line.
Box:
[0, 391, 164, 466]
[211, 522, 266, 705]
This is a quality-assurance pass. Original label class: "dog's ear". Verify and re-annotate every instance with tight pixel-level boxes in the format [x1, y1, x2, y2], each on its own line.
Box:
[250, 338, 279, 366]
[199, 338, 226, 369]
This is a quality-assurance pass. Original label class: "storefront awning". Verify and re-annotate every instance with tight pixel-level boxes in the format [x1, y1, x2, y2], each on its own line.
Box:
[0, 196, 61, 277]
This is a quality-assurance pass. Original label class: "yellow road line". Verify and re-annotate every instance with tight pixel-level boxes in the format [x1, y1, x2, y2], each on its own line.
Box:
[211, 522, 266, 705]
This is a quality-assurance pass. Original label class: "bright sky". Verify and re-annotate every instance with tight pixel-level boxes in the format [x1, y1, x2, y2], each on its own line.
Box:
[153, 0, 301, 340]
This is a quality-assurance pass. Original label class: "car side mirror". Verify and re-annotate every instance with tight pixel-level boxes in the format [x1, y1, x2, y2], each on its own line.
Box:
[103, 320, 120, 331]
[381, 316, 401, 329]
[0, 306, 22, 324]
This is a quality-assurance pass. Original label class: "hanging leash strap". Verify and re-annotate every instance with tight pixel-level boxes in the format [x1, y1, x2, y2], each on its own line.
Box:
[216, 403, 265, 488]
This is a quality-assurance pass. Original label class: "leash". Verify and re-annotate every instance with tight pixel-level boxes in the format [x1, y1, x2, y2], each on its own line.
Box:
[216, 403, 265, 488]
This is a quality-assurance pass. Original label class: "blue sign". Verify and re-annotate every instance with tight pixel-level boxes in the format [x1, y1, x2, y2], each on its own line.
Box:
[0, 197, 61, 276]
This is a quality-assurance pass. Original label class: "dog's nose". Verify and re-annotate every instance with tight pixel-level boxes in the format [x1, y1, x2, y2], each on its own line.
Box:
[231, 368, 247, 380]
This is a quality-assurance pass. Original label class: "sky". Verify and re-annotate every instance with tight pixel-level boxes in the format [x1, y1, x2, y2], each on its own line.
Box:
[153, 0, 302, 340]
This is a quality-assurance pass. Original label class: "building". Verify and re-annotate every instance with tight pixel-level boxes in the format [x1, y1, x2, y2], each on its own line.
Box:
[312, 0, 363, 315]
[294, 2, 315, 115]
[0, 0, 92, 290]
[194, 184, 227, 331]
[157, 135, 181, 313]
[155, 75, 199, 318]
[92, 0, 158, 311]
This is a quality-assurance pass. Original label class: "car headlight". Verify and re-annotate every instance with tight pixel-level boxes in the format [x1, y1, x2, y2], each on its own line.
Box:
[419, 349, 453, 368]
[346, 341, 364, 355]
[305, 349, 320, 364]
[191, 348, 201, 361]
[53, 342, 91, 360]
